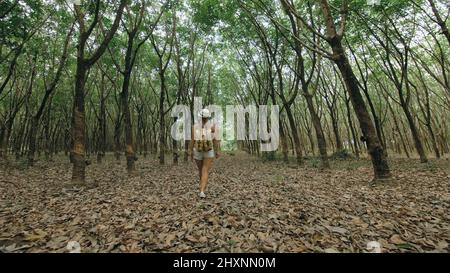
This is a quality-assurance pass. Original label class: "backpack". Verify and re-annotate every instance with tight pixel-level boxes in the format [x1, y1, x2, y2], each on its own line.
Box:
[194, 126, 214, 152]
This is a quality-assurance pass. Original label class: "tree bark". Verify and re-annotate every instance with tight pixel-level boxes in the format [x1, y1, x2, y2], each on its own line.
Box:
[330, 38, 391, 179]
[121, 36, 137, 173]
[159, 71, 166, 165]
[71, 62, 88, 183]
[280, 120, 289, 163]
[285, 106, 303, 165]
[97, 76, 106, 163]
[71, 0, 126, 183]
[401, 101, 428, 162]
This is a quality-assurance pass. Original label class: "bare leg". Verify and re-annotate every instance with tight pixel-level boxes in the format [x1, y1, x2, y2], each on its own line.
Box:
[195, 159, 203, 189]
[200, 158, 214, 193]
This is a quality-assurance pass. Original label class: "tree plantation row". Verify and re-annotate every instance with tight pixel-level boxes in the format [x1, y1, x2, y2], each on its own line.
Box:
[0, 0, 449, 183]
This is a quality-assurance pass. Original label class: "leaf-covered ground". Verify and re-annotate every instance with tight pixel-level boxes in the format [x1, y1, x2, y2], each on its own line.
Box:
[0, 153, 449, 253]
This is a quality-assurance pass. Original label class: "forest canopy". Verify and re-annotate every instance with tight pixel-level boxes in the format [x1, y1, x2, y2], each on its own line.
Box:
[0, 0, 449, 179]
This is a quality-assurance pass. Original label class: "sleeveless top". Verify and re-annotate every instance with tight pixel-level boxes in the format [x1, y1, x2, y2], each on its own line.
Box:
[193, 124, 215, 152]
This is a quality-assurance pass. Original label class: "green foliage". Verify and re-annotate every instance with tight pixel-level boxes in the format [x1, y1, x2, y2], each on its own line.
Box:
[309, 157, 321, 168]
[0, 0, 448, 168]
[0, 0, 44, 46]
[191, 0, 239, 31]
[262, 151, 276, 162]
[331, 149, 355, 160]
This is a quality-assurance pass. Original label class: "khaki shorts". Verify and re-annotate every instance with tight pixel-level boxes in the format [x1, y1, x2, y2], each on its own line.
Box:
[193, 149, 215, 160]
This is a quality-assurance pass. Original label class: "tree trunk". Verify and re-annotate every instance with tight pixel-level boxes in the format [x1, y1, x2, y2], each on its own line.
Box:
[121, 50, 136, 173]
[27, 117, 39, 165]
[401, 102, 428, 162]
[280, 120, 289, 163]
[13, 114, 28, 160]
[172, 116, 179, 165]
[70, 0, 126, 183]
[159, 71, 166, 165]
[344, 95, 360, 158]
[330, 112, 343, 151]
[97, 76, 107, 163]
[330, 38, 391, 179]
[184, 140, 189, 161]
[428, 0, 450, 46]
[44, 104, 51, 160]
[285, 106, 303, 165]
[114, 115, 122, 161]
[71, 62, 88, 183]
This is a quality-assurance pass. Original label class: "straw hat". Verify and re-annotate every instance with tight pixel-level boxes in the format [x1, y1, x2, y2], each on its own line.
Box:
[198, 108, 211, 118]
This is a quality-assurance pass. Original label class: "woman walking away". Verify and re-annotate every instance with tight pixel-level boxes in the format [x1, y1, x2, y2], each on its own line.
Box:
[188, 109, 221, 198]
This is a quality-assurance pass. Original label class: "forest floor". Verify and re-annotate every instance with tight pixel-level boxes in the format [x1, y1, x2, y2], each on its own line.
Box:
[0, 152, 449, 253]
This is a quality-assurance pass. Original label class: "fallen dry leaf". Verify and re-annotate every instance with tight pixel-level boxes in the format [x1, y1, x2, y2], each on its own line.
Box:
[0, 154, 448, 253]
[390, 235, 406, 245]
